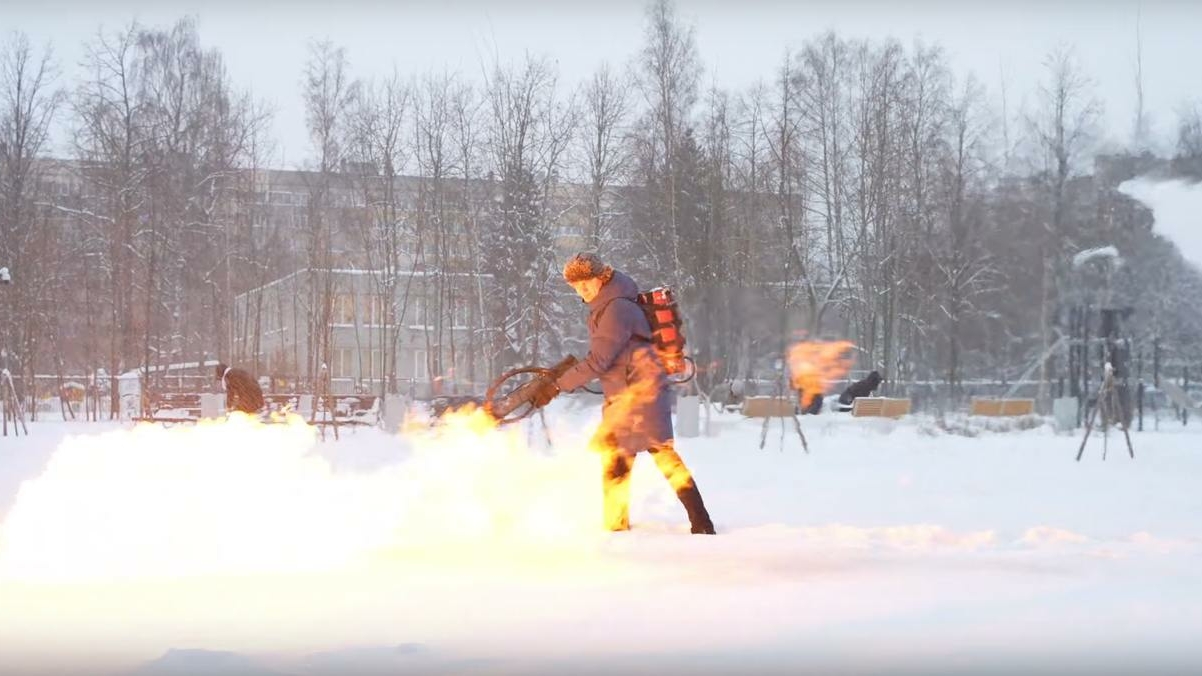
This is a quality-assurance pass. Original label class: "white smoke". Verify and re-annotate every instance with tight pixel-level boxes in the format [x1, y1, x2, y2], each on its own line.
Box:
[1119, 177, 1202, 270]
[0, 410, 602, 583]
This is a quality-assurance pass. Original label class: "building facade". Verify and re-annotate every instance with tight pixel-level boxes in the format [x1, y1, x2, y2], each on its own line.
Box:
[232, 267, 492, 397]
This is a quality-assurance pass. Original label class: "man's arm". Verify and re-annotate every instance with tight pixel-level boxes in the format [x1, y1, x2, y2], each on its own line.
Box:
[557, 301, 634, 392]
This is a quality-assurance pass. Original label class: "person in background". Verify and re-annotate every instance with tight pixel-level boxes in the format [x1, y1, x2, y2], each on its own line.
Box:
[215, 362, 265, 415]
[799, 389, 824, 415]
[836, 370, 883, 412]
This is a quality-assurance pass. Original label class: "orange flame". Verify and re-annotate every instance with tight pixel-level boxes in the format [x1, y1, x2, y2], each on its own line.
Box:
[588, 348, 667, 452]
[787, 340, 857, 408]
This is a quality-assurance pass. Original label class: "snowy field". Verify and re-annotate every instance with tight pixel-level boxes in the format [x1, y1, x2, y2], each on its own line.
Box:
[1, 401, 1200, 676]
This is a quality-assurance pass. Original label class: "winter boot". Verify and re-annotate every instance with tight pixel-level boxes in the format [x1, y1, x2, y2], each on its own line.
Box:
[602, 451, 632, 531]
[677, 482, 715, 534]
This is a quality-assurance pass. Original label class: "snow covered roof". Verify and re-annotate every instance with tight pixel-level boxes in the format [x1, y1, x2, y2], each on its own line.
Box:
[1071, 245, 1122, 269]
[234, 267, 493, 297]
[120, 359, 221, 379]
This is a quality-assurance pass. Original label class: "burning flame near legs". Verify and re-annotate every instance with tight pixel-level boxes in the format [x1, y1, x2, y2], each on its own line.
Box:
[601, 452, 632, 531]
[584, 348, 691, 532]
[391, 406, 604, 548]
[787, 340, 858, 408]
[647, 443, 697, 493]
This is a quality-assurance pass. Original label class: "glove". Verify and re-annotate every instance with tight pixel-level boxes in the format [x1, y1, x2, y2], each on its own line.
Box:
[529, 377, 560, 409]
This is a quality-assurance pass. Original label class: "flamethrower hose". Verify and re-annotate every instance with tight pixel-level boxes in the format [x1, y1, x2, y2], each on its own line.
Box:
[484, 366, 556, 425]
[486, 355, 695, 420]
[582, 356, 696, 395]
[673, 356, 697, 384]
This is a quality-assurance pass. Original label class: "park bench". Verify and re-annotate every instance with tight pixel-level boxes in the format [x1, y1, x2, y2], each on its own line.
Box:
[137, 392, 203, 423]
[851, 397, 911, 418]
[741, 396, 797, 418]
[969, 398, 1035, 416]
[132, 391, 382, 428]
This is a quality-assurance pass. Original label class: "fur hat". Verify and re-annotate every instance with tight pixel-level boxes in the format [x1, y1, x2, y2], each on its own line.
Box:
[562, 252, 614, 284]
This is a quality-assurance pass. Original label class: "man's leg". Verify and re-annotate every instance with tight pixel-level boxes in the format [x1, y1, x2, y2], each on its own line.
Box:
[648, 442, 715, 534]
[601, 450, 632, 531]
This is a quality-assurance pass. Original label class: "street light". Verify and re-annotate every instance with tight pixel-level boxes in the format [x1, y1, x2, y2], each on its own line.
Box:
[81, 252, 104, 420]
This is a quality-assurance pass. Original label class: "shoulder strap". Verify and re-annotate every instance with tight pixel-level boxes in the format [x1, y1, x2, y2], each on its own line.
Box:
[592, 296, 652, 342]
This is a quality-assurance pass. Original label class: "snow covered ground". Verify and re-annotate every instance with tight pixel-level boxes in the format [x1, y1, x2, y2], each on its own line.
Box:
[1, 402, 1200, 676]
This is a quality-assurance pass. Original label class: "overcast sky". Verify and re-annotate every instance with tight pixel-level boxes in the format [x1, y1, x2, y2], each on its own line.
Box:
[5, 0, 1201, 166]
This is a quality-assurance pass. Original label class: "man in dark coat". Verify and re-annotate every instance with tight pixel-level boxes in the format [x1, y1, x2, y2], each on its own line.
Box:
[836, 370, 882, 412]
[215, 362, 265, 415]
[799, 390, 823, 415]
[545, 253, 715, 534]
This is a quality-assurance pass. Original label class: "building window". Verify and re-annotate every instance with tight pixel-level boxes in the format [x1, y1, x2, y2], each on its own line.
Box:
[554, 222, 583, 237]
[362, 349, 384, 379]
[331, 348, 355, 378]
[333, 294, 356, 324]
[452, 302, 470, 329]
[414, 349, 428, 381]
[368, 295, 388, 325]
[405, 297, 427, 327]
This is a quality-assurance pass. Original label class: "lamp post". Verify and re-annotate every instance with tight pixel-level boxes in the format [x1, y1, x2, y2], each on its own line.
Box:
[82, 252, 101, 420]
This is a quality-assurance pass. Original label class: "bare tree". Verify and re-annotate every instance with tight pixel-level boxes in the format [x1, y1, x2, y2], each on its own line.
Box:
[73, 23, 152, 416]
[481, 54, 576, 367]
[577, 63, 633, 253]
[449, 78, 489, 385]
[1025, 45, 1101, 406]
[1175, 100, 1202, 176]
[634, 0, 701, 287]
[301, 39, 358, 381]
[797, 32, 853, 336]
[844, 39, 906, 383]
[894, 40, 951, 383]
[350, 68, 410, 398]
[411, 69, 453, 389]
[934, 75, 999, 397]
[0, 31, 62, 413]
[133, 18, 262, 389]
[231, 99, 277, 375]
[1132, 3, 1150, 151]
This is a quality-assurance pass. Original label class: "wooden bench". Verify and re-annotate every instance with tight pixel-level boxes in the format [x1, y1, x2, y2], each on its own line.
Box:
[144, 393, 202, 420]
[741, 396, 797, 418]
[970, 398, 1036, 417]
[133, 392, 383, 428]
[335, 395, 380, 426]
[851, 397, 911, 418]
[264, 393, 381, 426]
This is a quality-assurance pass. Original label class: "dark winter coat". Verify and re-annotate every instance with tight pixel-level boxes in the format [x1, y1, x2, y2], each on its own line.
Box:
[800, 391, 823, 415]
[837, 370, 882, 407]
[222, 366, 265, 414]
[556, 270, 673, 455]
